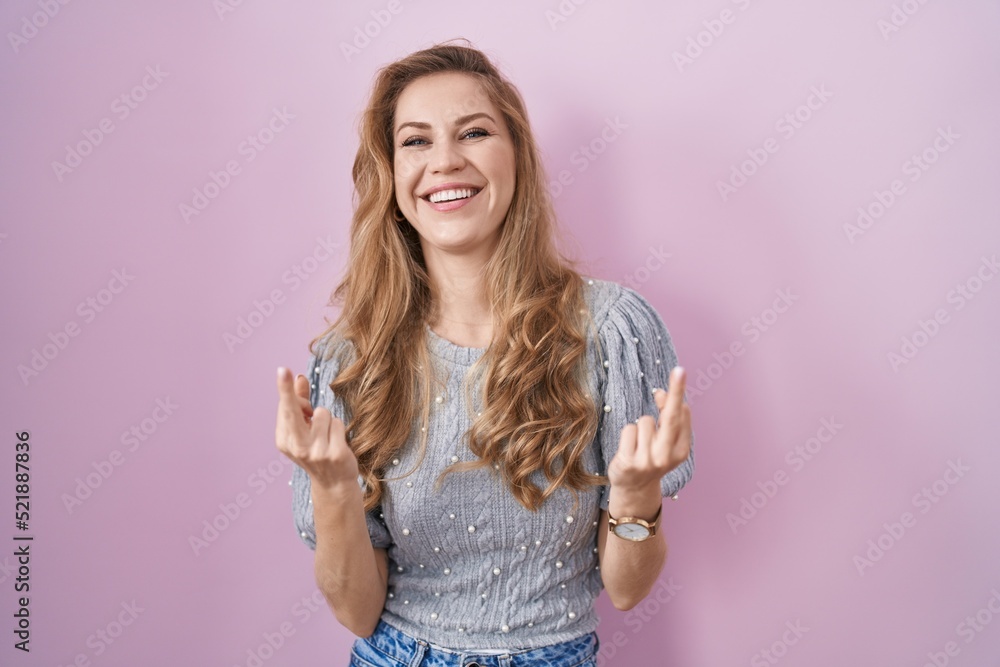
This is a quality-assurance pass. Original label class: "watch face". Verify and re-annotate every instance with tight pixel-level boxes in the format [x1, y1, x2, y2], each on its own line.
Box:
[613, 522, 651, 541]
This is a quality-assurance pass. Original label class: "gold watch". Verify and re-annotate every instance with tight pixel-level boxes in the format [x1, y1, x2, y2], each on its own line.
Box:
[608, 504, 662, 542]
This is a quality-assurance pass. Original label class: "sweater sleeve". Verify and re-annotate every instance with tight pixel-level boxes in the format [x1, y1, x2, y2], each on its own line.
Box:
[595, 285, 695, 511]
[291, 332, 393, 551]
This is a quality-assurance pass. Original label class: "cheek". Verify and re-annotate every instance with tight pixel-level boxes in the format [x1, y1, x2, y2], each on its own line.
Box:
[501, 152, 517, 194]
[394, 152, 423, 183]
[394, 172, 416, 204]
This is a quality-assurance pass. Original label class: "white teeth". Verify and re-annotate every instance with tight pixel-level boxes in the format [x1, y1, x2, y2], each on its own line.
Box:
[427, 188, 478, 204]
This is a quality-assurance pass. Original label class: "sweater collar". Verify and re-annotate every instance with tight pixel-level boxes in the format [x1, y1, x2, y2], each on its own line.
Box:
[425, 323, 487, 366]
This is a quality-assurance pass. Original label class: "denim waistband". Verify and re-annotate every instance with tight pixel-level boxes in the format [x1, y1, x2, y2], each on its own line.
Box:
[351, 618, 600, 667]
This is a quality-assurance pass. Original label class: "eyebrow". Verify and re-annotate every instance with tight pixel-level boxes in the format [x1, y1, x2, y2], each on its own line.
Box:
[395, 112, 497, 137]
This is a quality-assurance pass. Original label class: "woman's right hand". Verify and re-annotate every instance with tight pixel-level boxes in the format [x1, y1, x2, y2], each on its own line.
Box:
[275, 366, 360, 493]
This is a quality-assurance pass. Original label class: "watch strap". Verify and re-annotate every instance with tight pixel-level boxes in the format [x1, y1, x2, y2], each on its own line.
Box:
[608, 503, 662, 537]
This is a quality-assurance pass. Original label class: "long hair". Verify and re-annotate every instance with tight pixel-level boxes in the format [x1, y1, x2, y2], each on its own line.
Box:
[311, 39, 606, 515]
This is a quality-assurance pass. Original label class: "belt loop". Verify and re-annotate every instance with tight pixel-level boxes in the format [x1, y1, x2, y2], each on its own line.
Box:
[498, 654, 512, 667]
[409, 638, 427, 667]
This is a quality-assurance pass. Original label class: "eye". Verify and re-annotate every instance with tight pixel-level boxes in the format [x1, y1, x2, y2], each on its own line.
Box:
[462, 127, 490, 139]
[400, 136, 427, 148]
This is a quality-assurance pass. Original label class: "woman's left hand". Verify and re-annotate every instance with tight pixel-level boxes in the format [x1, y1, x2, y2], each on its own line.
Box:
[607, 366, 692, 495]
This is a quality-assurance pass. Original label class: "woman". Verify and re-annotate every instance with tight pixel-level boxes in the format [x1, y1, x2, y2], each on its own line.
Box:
[274, 40, 695, 667]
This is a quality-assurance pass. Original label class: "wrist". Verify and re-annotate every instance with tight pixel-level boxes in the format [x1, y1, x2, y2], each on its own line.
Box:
[608, 483, 662, 522]
[310, 476, 363, 506]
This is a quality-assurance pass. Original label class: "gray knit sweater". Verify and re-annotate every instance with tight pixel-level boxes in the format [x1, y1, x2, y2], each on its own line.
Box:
[290, 277, 695, 651]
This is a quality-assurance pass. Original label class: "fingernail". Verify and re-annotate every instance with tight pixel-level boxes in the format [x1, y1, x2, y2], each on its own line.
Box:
[295, 374, 305, 382]
[277, 367, 288, 379]
[675, 366, 685, 379]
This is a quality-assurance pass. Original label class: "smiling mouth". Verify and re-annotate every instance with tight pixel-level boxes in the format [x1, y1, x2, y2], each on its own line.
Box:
[422, 187, 482, 204]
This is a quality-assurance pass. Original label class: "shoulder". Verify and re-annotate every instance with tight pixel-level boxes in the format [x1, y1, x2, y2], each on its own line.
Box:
[307, 329, 358, 409]
[309, 328, 356, 371]
[581, 276, 668, 338]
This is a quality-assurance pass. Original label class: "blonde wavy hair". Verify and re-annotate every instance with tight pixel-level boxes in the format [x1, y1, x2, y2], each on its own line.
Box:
[311, 39, 607, 515]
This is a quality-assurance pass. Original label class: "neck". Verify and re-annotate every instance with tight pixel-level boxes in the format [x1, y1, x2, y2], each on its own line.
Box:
[423, 243, 494, 327]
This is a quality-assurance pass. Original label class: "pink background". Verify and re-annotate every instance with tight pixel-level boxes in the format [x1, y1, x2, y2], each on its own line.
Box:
[2, 1, 999, 665]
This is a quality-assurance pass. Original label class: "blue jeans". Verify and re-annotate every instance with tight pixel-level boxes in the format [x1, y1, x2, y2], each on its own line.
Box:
[350, 618, 601, 667]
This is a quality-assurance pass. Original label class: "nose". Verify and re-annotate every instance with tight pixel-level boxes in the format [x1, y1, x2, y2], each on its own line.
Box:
[428, 137, 465, 173]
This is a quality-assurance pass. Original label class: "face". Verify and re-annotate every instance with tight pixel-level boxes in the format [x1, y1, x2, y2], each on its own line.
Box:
[392, 71, 516, 260]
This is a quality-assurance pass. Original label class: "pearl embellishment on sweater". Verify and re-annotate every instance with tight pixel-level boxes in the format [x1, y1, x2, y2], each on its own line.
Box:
[294, 282, 686, 641]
